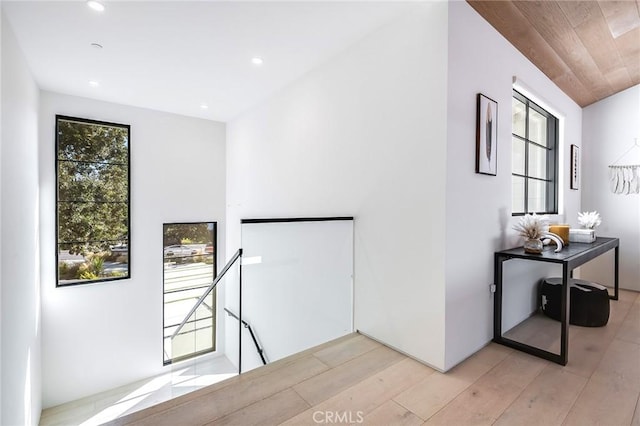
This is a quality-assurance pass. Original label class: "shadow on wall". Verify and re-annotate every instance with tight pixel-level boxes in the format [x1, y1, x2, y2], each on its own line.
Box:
[498, 207, 511, 249]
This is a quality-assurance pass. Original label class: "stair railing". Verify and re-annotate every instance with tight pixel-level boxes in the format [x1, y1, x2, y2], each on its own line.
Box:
[224, 308, 267, 365]
[170, 249, 243, 373]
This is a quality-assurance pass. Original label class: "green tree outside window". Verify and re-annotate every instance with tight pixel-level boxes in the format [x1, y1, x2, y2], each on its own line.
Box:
[56, 116, 130, 285]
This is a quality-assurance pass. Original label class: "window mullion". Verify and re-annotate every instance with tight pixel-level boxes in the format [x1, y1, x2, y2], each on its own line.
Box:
[524, 100, 530, 213]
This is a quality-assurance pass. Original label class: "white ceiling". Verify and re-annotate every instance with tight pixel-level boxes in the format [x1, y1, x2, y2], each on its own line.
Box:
[2, 1, 412, 122]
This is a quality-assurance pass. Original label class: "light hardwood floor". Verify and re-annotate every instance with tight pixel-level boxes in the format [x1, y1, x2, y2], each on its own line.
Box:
[44, 289, 640, 426]
[103, 289, 640, 426]
[40, 355, 238, 426]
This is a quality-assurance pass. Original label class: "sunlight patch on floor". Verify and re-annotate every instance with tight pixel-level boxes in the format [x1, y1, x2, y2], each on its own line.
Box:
[40, 355, 237, 426]
[174, 372, 237, 388]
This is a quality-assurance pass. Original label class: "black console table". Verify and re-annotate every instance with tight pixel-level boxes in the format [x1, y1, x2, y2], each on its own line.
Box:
[493, 237, 619, 365]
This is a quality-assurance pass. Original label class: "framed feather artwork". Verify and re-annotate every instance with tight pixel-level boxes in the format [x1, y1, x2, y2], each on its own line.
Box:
[476, 93, 498, 176]
[571, 144, 579, 190]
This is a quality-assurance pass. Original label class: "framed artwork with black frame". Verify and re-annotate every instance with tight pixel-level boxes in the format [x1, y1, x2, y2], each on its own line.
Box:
[476, 93, 498, 176]
[571, 144, 580, 190]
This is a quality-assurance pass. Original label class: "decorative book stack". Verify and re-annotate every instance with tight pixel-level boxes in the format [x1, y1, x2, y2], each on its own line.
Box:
[569, 228, 596, 243]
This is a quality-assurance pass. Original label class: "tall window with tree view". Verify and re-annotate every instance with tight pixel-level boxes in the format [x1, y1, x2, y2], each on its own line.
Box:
[56, 116, 130, 286]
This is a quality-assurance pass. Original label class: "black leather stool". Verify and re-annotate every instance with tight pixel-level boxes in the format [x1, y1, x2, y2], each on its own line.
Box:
[540, 277, 610, 327]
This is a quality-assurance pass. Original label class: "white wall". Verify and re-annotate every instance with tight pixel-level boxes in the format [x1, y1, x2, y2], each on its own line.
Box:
[239, 220, 353, 371]
[581, 85, 640, 291]
[39, 92, 226, 407]
[1, 13, 42, 426]
[0, 9, 3, 423]
[227, 3, 449, 370]
[444, 2, 583, 370]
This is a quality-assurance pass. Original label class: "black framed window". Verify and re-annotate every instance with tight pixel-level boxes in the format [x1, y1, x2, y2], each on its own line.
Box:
[512, 90, 558, 215]
[56, 115, 130, 286]
[163, 222, 217, 365]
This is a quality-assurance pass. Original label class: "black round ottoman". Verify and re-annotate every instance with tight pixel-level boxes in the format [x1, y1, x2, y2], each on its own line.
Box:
[540, 278, 610, 327]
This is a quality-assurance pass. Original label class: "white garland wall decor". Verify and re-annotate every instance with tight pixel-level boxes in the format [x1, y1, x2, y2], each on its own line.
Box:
[609, 138, 640, 195]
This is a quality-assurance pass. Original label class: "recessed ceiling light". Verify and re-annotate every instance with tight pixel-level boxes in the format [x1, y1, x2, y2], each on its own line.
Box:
[88, 80, 100, 87]
[87, 1, 105, 12]
[251, 57, 264, 66]
[200, 104, 209, 110]
[91, 43, 103, 49]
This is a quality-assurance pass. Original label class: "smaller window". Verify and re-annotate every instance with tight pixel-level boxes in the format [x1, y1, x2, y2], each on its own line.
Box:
[511, 91, 558, 215]
[163, 222, 217, 365]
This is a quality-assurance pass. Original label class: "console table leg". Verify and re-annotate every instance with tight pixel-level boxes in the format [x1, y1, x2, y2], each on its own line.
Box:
[560, 264, 570, 365]
[614, 246, 619, 301]
[493, 254, 504, 341]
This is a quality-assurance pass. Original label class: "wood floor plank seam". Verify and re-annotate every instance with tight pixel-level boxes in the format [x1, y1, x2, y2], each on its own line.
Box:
[218, 382, 317, 426]
[421, 351, 549, 424]
[291, 384, 316, 407]
[335, 358, 435, 416]
[615, 336, 640, 346]
[204, 387, 312, 426]
[556, 370, 590, 426]
[232, 333, 359, 382]
[110, 351, 329, 424]
[281, 357, 434, 425]
[392, 345, 516, 423]
[613, 298, 640, 346]
[491, 358, 550, 424]
[557, 375, 588, 426]
[289, 386, 313, 416]
[489, 353, 550, 424]
[549, 300, 635, 389]
[310, 339, 381, 369]
[632, 395, 640, 425]
[209, 386, 312, 424]
[587, 307, 639, 382]
[613, 300, 637, 328]
[495, 364, 589, 426]
[391, 396, 427, 422]
[562, 315, 640, 426]
[109, 337, 360, 426]
[281, 354, 360, 408]
[294, 352, 408, 407]
[611, 337, 640, 346]
[250, 352, 339, 414]
[50, 292, 639, 426]
[291, 345, 407, 407]
[392, 368, 482, 422]
[114, 354, 332, 425]
[279, 387, 318, 425]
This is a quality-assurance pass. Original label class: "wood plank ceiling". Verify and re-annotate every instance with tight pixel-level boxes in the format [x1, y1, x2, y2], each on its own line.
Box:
[467, 1, 640, 107]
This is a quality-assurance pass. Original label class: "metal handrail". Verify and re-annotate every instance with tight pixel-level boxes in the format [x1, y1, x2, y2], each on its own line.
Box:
[224, 308, 267, 365]
[170, 248, 243, 340]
